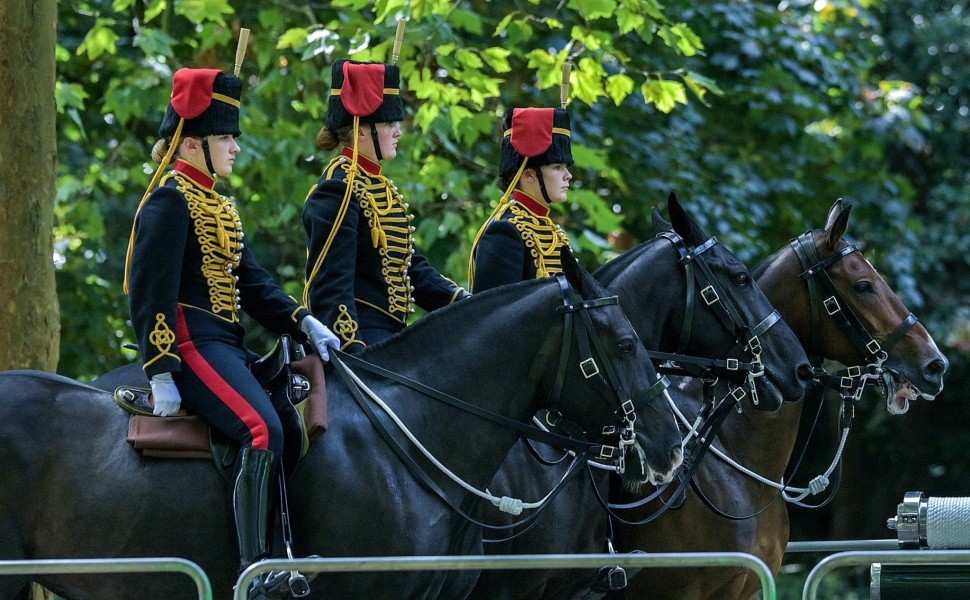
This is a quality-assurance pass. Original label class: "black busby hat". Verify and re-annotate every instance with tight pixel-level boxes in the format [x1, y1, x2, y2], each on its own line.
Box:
[499, 107, 573, 184]
[326, 59, 405, 131]
[158, 69, 242, 139]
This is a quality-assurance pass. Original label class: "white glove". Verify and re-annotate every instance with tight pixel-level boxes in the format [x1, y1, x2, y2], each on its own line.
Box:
[150, 372, 182, 416]
[301, 315, 341, 361]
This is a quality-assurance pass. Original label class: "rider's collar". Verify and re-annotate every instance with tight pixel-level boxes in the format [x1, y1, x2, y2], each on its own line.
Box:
[173, 159, 216, 189]
[511, 190, 550, 217]
[341, 146, 382, 176]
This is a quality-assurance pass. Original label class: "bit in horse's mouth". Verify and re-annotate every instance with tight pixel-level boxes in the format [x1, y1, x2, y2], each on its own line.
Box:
[885, 369, 923, 415]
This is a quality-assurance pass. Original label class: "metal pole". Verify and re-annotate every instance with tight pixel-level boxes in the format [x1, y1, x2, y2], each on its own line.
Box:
[802, 550, 970, 600]
[235, 552, 775, 600]
[787, 539, 899, 553]
[0, 558, 212, 600]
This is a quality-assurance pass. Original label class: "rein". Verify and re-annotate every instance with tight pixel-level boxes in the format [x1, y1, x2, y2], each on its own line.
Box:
[328, 274, 669, 531]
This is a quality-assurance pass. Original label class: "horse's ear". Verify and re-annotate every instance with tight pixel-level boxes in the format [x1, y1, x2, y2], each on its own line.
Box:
[667, 192, 708, 246]
[560, 245, 600, 297]
[819, 199, 852, 253]
[651, 206, 672, 234]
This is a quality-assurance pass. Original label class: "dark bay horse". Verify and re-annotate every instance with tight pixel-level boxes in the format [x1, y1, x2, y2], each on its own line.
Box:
[469, 195, 811, 600]
[0, 257, 683, 600]
[611, 200, 948, 600]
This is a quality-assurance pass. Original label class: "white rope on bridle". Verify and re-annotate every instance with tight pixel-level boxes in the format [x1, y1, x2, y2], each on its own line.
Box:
[665, 389, 849, 502]
[341, 362, 580, 515]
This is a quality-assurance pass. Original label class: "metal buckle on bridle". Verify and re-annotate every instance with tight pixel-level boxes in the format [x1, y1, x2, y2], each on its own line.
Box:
[726, 358, 740, 371]
[823, 295, 840, 316]
[866, 339, 882, 356]
[701, 285, 720, 306]
[580, 357, 601, 379]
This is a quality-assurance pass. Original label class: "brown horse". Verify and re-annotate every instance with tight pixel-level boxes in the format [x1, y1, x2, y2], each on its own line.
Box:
[610, 200, 948, 600]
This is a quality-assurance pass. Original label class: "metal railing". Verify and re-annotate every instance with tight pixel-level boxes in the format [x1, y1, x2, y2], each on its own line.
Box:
[235, 552, 776, 600]
[0, 558, 211, 600]
[802, 549, 970, 600]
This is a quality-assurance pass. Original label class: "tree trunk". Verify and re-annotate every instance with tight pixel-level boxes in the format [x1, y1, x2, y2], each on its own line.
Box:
[0, 0, 60, 372]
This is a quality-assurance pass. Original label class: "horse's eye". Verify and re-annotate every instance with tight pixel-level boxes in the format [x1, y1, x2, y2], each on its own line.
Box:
[854, 280, 875, 294]
[617, 339, 636, 355]
[734, 272, 751, 286]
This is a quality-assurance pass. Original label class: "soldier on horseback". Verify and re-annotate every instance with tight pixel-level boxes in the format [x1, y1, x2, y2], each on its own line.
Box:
[469, 106, 575, 292]
[302, 58, 469, 351]
[124, 67, 339, 598]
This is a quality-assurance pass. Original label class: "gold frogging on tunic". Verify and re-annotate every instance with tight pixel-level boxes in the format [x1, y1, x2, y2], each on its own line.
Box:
[171, 172, 244, 321]
[335, 156, 418, 323]
[145, 312, 179, 369]
[506, 202, 571, 278]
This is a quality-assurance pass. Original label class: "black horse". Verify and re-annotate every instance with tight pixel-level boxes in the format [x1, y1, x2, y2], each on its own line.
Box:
[0, 253, 682, 600]
[469, 195, 811, 600]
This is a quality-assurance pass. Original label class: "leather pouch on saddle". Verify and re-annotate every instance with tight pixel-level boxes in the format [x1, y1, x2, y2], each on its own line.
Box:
[116, 335, 328, 463]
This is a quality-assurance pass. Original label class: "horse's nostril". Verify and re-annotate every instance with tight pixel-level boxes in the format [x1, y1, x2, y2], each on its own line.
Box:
[797, 363, 814, 381]
[925, 357, 948, 380]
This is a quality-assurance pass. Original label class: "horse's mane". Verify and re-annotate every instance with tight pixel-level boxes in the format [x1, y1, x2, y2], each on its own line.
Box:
[361, 277, 551, 356]
[593, 237, 658, 283]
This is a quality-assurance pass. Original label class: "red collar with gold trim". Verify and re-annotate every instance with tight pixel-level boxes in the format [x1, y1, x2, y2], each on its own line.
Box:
[511, 190, 550, 217]
[174, 160, 216, 189]
[341, 146, 382, 175]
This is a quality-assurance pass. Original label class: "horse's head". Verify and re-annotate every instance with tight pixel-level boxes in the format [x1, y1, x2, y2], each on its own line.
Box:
[548, 249, 683, 487]
[754, 199, 948, 414]
[624, 194, 810, 411]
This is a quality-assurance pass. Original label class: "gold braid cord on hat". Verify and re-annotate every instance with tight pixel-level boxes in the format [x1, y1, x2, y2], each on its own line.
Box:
[505, 202, 571, 278]
[170, 171, 245, 322]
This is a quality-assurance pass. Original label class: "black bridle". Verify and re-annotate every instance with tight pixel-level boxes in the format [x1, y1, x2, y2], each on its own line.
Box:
[791, 230, 917, 403]
[599, 231, 785, 524]
[329, 273, 669, 531]
[674, 231, 922, 520]
[645, 231, 780, 407]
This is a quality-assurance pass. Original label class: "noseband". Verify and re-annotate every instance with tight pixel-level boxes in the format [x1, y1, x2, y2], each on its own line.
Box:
[646, 231, 780, 407]
[791, 231, 917, 402]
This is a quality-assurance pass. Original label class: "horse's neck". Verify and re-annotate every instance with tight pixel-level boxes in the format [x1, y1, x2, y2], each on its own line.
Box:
[609, 243, 684, 349]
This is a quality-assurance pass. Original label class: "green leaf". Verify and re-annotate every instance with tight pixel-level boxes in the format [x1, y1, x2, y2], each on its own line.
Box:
[132, 28, 177, 58]
[658, 23, 704, 57]
[277, 28, 309, 50]
[175, 0, 235, 26]
[414, 103, 438, 132]
[615, 6, 646, 35]
[76, 21, 120, 60]
[480, 47, 512, 73]
[55, 82, 89, 113]
[566, 0, 617, 20]
[605, 73, 635, 105]
[641, 79, 687, 113]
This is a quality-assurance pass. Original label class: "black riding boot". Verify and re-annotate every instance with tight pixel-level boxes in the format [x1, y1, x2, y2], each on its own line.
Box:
[234, 447, 283, 599]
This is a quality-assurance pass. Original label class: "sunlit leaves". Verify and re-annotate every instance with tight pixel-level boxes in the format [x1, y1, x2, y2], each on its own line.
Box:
[76, 20, 120, 60]
[175, 0, 235, 25]
[641, 78, 687, 112]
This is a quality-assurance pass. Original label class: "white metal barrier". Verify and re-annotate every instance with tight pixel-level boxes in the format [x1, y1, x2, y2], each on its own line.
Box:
[234, 552, 776, 600]
[0, 557, 211, 599]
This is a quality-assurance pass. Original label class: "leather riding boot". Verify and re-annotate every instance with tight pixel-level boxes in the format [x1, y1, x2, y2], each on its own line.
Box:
[233, 447, 279, 570]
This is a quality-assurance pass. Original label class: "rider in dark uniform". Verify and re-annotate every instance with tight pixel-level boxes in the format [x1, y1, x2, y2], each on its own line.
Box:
[469, 107, 574, 292]
[124, 67, 339, 598]
[303, 59, 468, 351]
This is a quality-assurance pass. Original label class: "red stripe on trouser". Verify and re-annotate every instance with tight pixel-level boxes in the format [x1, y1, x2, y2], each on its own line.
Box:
[176, 306, 270, 449]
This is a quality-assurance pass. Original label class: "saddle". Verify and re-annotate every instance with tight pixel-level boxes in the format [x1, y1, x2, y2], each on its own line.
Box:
[115, 335, 328, 468]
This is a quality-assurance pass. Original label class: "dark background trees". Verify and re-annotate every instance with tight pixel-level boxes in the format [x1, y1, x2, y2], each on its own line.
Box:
[7, 0, 968, 596]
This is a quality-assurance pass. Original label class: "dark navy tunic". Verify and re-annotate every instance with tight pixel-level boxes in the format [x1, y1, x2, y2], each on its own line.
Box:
[303, 147, 466, 350]
[471, 190, 572, 293]
[128, 160, 310, 454]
